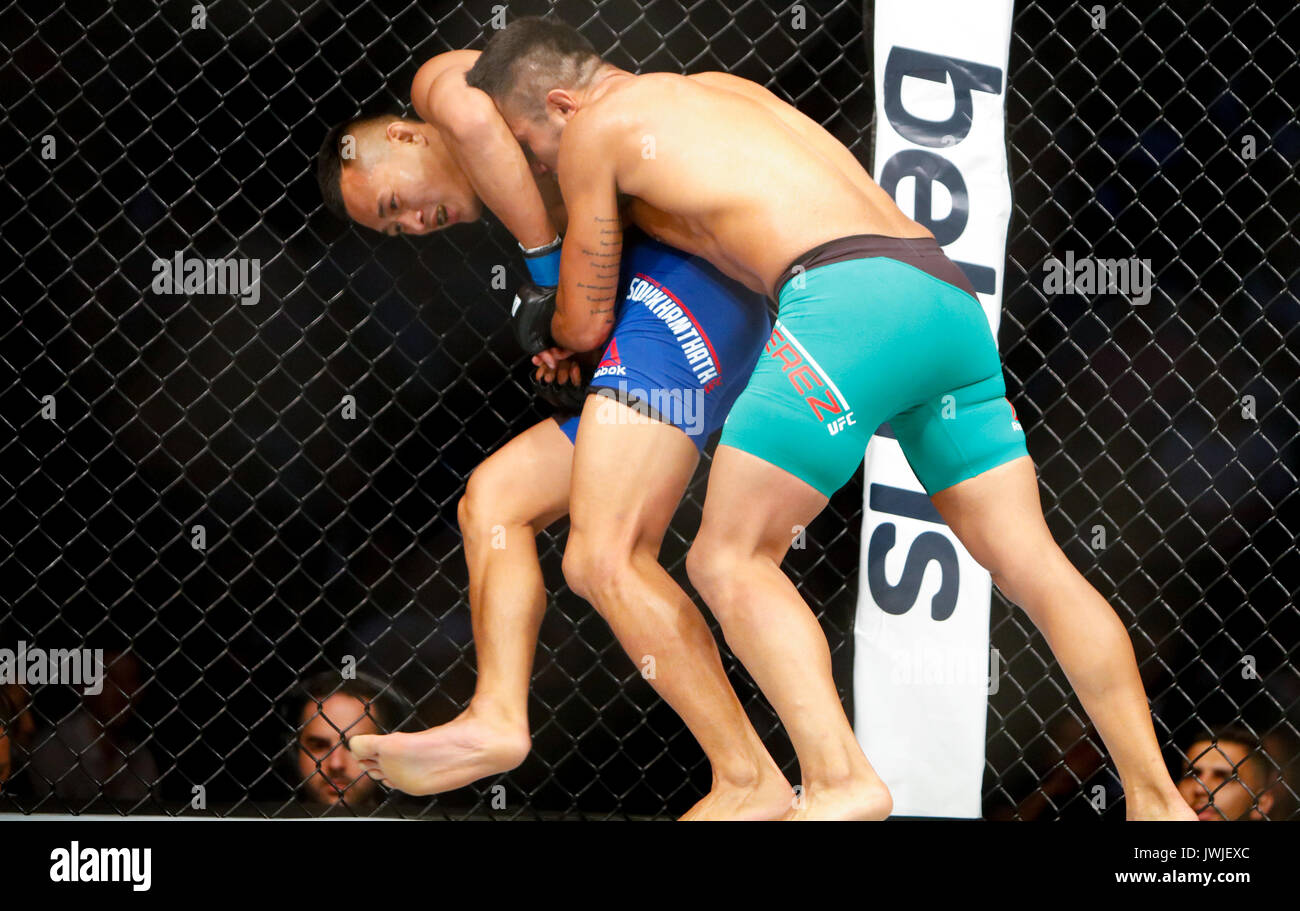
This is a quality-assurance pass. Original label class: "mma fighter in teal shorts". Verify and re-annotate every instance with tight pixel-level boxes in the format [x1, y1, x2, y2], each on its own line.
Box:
[466, 18, 1197, 820]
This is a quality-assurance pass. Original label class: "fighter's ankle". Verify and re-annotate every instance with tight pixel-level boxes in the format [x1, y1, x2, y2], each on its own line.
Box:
[801, 765, 882, 792]
[465, 697, 529, 732]
[712, 760, 778, 791]
[1122, 780, 1183, 809]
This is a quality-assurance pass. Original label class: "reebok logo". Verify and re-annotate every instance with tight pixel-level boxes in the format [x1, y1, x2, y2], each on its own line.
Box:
[598, 338, 621, 369]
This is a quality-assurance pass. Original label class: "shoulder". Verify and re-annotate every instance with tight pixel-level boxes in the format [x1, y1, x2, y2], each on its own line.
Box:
[410, 51, 489, 128]
[565, 73, 685, 144]
[687, 70, 770, 101]
[600, 72, 696, 112]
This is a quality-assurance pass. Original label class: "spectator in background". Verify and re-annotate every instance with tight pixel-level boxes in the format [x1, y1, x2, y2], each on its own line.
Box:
[0, 683, 35, 797]
[28, 650, 159, 803]
[0, 686, 14, 790]
[290, 672, 399, 810]
[1, 682, 36, 750]
[1178, 725, 1275, 820]
[1260, 728, 1298, 819]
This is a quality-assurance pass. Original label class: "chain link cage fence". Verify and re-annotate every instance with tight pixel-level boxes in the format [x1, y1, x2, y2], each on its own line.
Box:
[0, 0, 1295, 819]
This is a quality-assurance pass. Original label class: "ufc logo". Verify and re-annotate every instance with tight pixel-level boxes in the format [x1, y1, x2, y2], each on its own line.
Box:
[827, 412, 857, 436]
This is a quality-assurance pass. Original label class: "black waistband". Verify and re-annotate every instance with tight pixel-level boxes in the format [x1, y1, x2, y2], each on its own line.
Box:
[775, 234, 977, 299]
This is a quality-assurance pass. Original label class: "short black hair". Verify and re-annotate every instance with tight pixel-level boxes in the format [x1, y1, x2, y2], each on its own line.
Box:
[291, 670, 405, 736]
[1186, 724, 1270, 779]
[465, 16, 601, 116]
[315, 114, 401, 222]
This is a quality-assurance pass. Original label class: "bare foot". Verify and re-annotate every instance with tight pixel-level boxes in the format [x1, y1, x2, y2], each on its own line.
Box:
[348, 711, 530, 796]
[785, 776, 893, 820]
[680, 770, 795, 821]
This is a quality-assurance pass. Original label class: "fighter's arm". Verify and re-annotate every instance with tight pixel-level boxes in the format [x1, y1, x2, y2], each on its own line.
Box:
[536, 173, 569, 235]
[550, 112, 624, 353]
[412, 55, 559, 251]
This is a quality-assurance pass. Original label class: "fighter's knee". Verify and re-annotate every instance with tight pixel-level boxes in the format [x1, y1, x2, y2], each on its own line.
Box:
[560, 543, 588, 598]
[562, 534, 629, 605]
[988, 568, 1025, 609]
[460, 460, 530, 539]
[455, 490, 476, 539]
[685, 533, 738, 604]
[983, 541, 1070, 614]
[688, 536, 775, 638]
[458, 469, 494, 537]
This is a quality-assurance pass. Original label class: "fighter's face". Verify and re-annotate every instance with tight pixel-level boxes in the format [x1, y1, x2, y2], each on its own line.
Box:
[1177, 739, 1271, 820]
[340, 122, 482, 236]
[297, 694, 380, 806]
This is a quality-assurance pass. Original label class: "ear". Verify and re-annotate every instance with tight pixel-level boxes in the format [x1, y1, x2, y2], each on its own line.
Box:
[547, 88, 579, 119]
[385, 120, 427, 145]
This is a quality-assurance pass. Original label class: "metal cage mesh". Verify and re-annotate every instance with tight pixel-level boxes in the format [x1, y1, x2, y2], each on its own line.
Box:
[0, 0, 1295, 819]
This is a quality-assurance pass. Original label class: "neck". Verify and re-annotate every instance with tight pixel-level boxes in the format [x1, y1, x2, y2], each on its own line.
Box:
[420, 121, 447, 153]
[578, 65, 629, 105]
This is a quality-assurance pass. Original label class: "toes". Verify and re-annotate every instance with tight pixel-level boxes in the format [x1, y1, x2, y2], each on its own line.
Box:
[348, 734, 378, 760]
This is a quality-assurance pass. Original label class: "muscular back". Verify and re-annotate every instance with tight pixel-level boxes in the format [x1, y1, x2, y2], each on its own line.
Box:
[586, 72, 926, 296]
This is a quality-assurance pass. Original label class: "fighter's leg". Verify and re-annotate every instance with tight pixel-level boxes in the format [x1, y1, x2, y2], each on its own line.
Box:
[350, 417, 573, 795]
[928, 456, 1195, 820]
[563, 394, 793, 820]
[687, 445, 892, 820]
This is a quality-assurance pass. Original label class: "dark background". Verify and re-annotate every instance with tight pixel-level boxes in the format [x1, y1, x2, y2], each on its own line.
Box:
[0, 0, 1295, 818]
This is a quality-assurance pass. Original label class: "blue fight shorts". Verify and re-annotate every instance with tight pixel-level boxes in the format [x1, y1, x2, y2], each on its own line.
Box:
[556, 230, 770, 450]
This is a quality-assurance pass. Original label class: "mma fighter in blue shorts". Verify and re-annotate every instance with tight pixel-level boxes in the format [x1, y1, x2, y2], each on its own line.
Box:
[317, 51, 794, 819]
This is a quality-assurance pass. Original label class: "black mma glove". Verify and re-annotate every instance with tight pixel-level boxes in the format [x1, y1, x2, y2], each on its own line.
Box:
[511, 282, 558, 356]
[531, 361, 591, 414]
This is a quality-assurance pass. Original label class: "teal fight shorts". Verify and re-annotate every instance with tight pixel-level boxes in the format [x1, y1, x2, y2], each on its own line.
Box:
[719, 234, 1029, 498]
